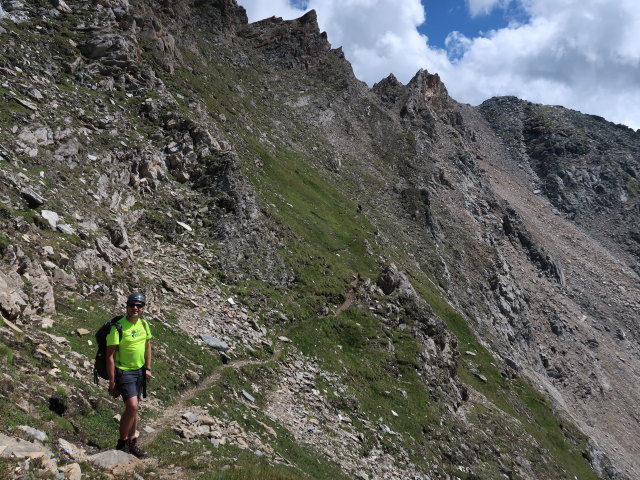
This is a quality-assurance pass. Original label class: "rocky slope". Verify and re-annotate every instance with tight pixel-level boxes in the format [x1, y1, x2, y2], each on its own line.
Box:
[0, 1, 638, 479]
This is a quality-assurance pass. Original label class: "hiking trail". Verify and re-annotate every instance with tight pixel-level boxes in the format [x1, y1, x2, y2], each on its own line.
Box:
[140, 348, 282, 447]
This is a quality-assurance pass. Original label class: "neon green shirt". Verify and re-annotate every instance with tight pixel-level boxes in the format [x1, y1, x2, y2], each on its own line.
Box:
[106, 317, 152, 370]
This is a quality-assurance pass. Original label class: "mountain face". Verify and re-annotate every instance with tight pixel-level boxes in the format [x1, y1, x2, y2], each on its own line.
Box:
[0, 1, 638, 479]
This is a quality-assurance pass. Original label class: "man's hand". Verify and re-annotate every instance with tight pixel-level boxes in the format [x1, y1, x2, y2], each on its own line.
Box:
[108, 381, 119, 398]
[145, 368, 152, 379]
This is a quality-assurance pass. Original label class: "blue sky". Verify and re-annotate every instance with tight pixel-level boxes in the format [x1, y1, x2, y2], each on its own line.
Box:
[420, 0, 528, 53]
[237, 0, 640, 129]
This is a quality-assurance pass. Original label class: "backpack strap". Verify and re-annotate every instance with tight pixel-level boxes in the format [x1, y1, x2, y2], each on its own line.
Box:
[142, 318, 151, 399]
[110, 316, 124, 344]
[142, 319, 150, 337]
[142, 370, 147, 399]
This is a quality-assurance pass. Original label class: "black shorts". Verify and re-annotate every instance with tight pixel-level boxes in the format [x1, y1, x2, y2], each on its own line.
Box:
[115, 368, 144, 401]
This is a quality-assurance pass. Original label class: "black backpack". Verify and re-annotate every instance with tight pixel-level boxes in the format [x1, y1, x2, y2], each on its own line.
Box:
[93, 316, 123, 384]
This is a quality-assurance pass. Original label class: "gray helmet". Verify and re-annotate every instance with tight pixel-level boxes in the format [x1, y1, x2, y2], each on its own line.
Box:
[127, 292, 146, 305]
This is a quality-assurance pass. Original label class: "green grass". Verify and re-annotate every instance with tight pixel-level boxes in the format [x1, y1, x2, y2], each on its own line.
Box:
[0, 458, 11, 480]
[202, 463, 312, 480]
[251, 146, 375, 269]
[0, 234, 11, 250]
[0, 397, 32, 432]
[0, 343, 13, 363]
[235, 142, 379, 320]
[627, 178, 640, 197]
[73, 404, 119, 450]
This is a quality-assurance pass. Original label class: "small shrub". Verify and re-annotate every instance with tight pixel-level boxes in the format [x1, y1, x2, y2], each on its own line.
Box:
[0, 344, 13, 364]
[55, 385, 67, 397]
[0, 234, 11, 251]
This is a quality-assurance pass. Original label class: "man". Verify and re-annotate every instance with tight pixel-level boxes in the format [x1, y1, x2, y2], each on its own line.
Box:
[106, 292, 152, 457]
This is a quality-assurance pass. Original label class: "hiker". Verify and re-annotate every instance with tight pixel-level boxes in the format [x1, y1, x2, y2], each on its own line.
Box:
[106, 292, 152, 457]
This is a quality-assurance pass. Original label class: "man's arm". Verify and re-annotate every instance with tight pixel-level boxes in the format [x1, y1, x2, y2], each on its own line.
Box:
[144, 340, 152, 378]
[106, 345, 119, 397]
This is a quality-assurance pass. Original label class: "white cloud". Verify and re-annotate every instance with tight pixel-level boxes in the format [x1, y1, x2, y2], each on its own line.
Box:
[239, 0, 304, 22]
[237, 0, 640, 129]
[307, 0, 449, 84]
[466, 0, 510, 17]
[444, 0, 640, 127]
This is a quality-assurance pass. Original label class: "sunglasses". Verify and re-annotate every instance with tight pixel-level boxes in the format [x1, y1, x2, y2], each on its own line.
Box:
[127, 303, 145, 308]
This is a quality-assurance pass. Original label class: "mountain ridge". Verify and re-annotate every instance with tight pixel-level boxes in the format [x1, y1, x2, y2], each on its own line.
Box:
[0, 1, 638, 479]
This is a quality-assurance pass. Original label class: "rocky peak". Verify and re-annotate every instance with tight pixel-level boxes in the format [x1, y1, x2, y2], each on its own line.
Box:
[248, 9, 322, 37]
[478, 96, 526, 139]
[480, 95, 640, 273]
[216, 0, 248, 28]
[193, 0, 248, 33]
[239, 9, 336, 70]
[407, 69, 450, 110]
[142, 0, 248, 40]
[399, 68, 454, 133]
[372, 73, 407, 108]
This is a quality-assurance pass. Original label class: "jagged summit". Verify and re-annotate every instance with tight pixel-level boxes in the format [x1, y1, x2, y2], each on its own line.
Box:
[241, 9, 330, 64]
[239, 7, 359, 80]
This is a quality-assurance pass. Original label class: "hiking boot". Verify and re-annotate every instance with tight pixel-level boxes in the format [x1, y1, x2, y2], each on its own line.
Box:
[115, 438, 130, 454]
[128, 437, 148, 458]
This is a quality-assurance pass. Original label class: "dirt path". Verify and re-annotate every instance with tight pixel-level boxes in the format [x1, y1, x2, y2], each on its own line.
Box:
[335, 275, 359, 316]
[140, 348, 282, 447]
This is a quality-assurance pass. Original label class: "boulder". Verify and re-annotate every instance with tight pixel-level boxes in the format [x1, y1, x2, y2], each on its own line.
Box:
[17, 426, 47, 442]
[242, 390, 255, 402]
[136, 151, 167, 182]
[73, 249, 112, 274]
[376, 263, 417, 298]
[0, 270, 28, 320]
[87, 449, 138, 470]
[59, 462, 81, 480]
[21, 187, 45, 207]
[108, 223, 131, 250]
[27, 263, 56, 315]
[58, 438, 87, 463]
[0, 433, 56, 474]
[78, 34, 140, 67]
[200, 334, 230, 351]
[52, 268, 77, 289]
[54, 138, 82, 160]
[95, 237, 130, 265]
[51, 0, 72, 14]
[56, 224, 76, 235]
[18, 125, 54, 147]
[41, 210, 60, 229]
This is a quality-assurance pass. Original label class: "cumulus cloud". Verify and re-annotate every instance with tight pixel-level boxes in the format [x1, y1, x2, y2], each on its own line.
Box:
[444, 0, 640, 127]
[237, 0, 640, 129]
[239, 0, 304, 22]
[466, 0, 510, 17]
[308, 0, 452, 84]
